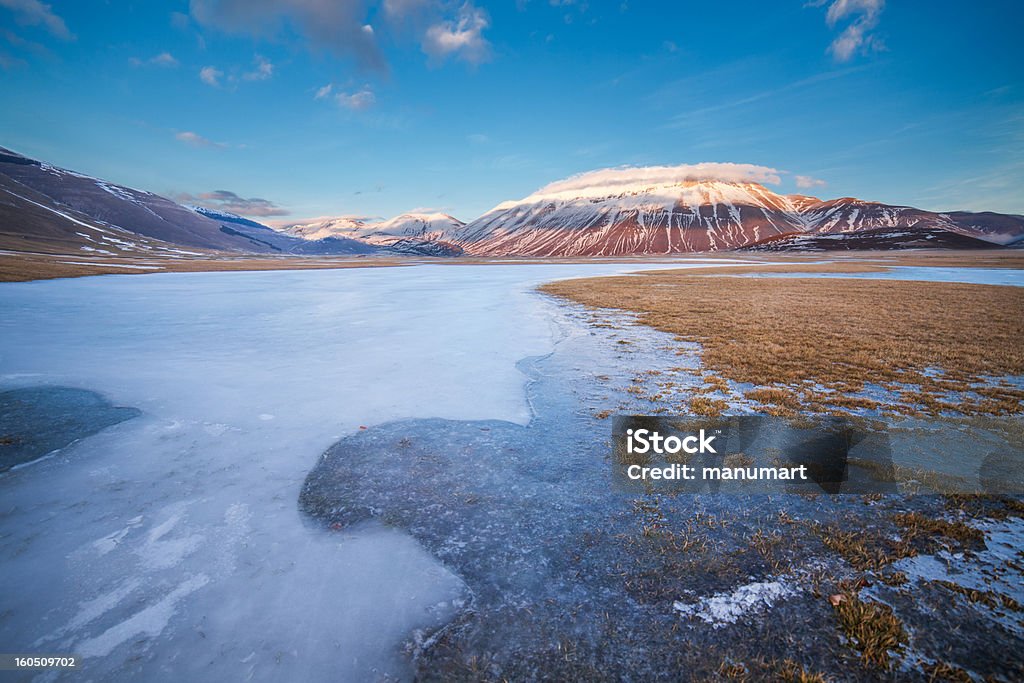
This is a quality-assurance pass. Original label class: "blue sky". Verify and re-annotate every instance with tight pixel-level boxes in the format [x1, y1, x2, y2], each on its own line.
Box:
[1, 0, 1021, 223]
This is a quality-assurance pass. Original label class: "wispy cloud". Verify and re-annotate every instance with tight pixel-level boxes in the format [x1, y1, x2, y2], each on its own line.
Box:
[130, 52, 179, 68]
[199, 65, 223, 87]
[170, 11, 190, 30]
[664, 65, 870, 129]
[176, 189, 290, 217]
[189, 0, 494, 75]
[383, 0, 431, 18]
[314, 83, 333, 100]
[174, 131, 227, 149]
[423, 3, 491, 64]
[243, 54, 273, 81]
[315, 83, 375, 110]
[335, 87, 376, 110]
[809, 0, 885, 62]
[190, 0, 385, 71]
[795, 175, 828, 189]
[0, 0, 73, 40]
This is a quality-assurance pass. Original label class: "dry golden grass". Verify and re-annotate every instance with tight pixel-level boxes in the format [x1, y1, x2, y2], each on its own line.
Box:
[944, 493, 1024, 520]
[890, 512, 984, 545]
[0, 252, 410, 282]
[931, 579, 1023, 612]
[816, 525, 918, 572]
[541, 264, 1024, 416]
[831, 592, 908, 668]
[690, 395, 729, 417]
[919, 660, 973, 683]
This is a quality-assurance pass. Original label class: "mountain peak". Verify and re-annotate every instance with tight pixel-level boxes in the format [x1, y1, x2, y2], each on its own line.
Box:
[438, 164, 1024, 256]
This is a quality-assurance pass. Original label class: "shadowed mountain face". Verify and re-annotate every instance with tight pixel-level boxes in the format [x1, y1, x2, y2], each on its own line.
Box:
[743, 226, 1004, 252]
[0, 171, 198, 257]
[0, 148, 277, 253]
[439, 175, 1024, 256]
[0, 148, 415, 258]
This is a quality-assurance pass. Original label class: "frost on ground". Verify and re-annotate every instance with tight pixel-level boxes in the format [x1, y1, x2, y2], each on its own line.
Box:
[672, 580, 798, 628]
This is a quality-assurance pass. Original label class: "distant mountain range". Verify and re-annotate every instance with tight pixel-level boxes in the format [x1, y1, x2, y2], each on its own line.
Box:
[280, 212, 465, 256]
[0, 147, 456, 258]
[2, 149, 1021, 260]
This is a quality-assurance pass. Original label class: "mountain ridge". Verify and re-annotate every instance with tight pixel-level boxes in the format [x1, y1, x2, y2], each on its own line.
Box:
[434, 167, 1024, 256]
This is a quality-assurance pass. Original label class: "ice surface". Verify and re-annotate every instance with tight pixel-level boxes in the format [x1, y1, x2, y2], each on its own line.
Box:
[0, 262, 707, 680]
[735, 266, 1024, 287]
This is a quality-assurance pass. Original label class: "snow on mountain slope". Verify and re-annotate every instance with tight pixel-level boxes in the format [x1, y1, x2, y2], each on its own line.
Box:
[744, 226, 1002, 252]
[281, 217, 372, 242]
[278, 212, 465, 255]
[0, 172, 205, 257]
[445, 165, 811, 256]
[281, 212, 464, 245]
[185, 206, 384, 255]
[0, 147, 276, 253]
[441, 165, 1024, 256]
[368, 213, 465, 242]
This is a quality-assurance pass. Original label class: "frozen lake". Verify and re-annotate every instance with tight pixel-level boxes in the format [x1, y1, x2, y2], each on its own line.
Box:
[0, 262, 709, 681]
[735, 265, 1024, 287]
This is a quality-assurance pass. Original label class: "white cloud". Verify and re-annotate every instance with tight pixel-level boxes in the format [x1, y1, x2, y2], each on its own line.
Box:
[131, 52, 179, 67]
[199, 65, 223, 86]
[383, 0, 430, 18]
[314, 82, 375, 109]
[175, 131, 227, 149]
[0, 0, 72, 40]
[795, 175, 828, 189]
[176, 189, 289, 217]
[243, 54, 273, 80]
[467, 133, 489, 144]
[189, 0, 385, 71]
[422, 3, 491, 64]
[152, 51, 179, 67]
[335, 88, 376, 110]
[533, 163, 784, 198]
[811, 0, 885, 62]
[189, 0, 495, 73]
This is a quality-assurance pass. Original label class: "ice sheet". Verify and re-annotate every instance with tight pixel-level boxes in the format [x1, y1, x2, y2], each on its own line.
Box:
[735, 266, 1024, 287]
[0, 262, 694, 681]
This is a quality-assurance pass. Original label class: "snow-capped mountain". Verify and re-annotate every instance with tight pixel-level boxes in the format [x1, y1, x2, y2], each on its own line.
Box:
[279, 212, 465, 255]
[369, 213, 465, 242]
[282, 212, 464, 245]
[440, 165, 1024, 256]
[280, 217, 372, 242]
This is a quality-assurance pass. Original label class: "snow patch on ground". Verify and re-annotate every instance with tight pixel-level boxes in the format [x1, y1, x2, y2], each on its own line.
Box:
[673, 579, 799, 628]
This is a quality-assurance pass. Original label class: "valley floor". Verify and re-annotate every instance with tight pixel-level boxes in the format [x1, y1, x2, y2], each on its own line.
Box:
[3, 247, 1022, 284]
[0, 257, 1022, 681]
